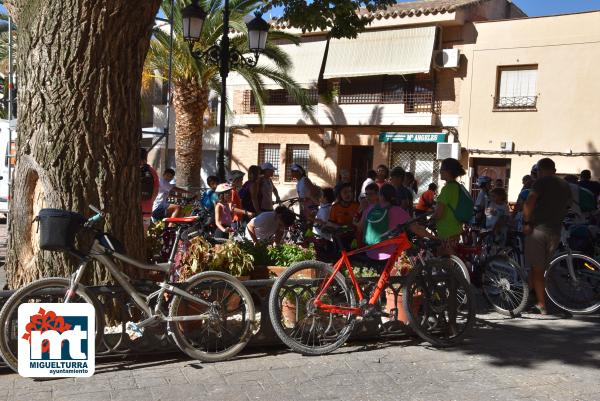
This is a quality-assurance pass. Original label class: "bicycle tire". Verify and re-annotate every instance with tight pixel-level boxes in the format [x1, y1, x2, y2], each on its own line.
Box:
[482, 255, 529, 316]
[449, 255, 470, 283]
[545, 253, 600, 314]
[168, 271, 256, 362]
[403, 259, 475, 347]
[268, 260, 356, 355]
[0, 278, 104, 373]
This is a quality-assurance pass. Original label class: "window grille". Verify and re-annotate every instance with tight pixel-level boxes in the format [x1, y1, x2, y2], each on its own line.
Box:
[258, 144, 280, 179]
[389, 143, 440, 195]
[285, 144, 310, 182]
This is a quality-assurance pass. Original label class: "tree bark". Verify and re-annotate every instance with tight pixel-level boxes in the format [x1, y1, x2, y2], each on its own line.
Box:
[6, 0, 161, 288]
[173, 78, 208, 190]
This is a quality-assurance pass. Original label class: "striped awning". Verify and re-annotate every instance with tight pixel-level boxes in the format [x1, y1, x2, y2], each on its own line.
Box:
[323, 26, 437, 79]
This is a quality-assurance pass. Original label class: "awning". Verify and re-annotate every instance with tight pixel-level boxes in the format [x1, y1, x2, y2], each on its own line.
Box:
[323, 26, 437, 79]
[228, 38, 327, 89]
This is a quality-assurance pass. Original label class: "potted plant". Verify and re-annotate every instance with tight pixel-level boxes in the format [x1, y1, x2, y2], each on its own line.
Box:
[210, 240, 254, 279]
[266, 243, 316, 277]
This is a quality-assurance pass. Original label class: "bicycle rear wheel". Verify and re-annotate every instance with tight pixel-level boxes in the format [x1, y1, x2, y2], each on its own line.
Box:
[545, 253, 600, 314]
[482, 255, 529, 316]
[268, 261, 356, 355]
[403, 259, 475, 347]
[0, 278, 104, 372]
[168, 271, 255, 362]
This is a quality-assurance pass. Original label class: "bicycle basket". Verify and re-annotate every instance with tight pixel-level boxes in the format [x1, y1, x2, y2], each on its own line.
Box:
[37, 208, 86, 251]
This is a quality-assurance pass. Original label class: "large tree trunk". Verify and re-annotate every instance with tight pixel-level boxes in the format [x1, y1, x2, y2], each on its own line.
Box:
[6, 0, 161, 288]
[173, 78, 208, 190]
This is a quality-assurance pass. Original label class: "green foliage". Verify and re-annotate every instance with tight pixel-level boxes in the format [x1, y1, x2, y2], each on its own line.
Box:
[261, 0, 396, 39]
[238, 240, 270, 266]
[210, 240, 255, 277]
[266, 243, 316, 267]
[145, 221, 166, 262]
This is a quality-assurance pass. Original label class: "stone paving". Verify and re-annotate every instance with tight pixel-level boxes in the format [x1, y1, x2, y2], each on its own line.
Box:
[0, 222, 599, 400]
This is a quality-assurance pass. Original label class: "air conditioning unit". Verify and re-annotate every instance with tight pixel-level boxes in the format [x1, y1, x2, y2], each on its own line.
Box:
[434, 49, 461, 69]
[500, 141, 515, 152]
[437, 142, 461, 160]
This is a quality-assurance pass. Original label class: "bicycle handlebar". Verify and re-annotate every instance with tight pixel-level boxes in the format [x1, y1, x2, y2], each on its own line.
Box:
[380, 211, 433, 239]
[86, 205, 105, 227]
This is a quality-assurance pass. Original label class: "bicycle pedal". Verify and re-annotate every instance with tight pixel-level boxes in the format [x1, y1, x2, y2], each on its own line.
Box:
[126, 322, 145, 339]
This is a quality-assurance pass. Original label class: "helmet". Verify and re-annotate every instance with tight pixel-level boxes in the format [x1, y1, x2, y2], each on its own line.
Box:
[477, 176, 492, 187]
[531, 163, 539, 176]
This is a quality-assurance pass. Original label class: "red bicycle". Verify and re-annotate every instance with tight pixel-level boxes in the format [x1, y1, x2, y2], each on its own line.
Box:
[268, 218, 475, 355]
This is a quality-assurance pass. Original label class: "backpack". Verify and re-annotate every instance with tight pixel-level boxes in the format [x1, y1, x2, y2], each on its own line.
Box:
[140, 164, 155, 201]
[448, 182, 474, 223]
[201, 189, 216, 210]
[577, 186, 597, 213]
[239, 181, 256, 213]
[364, 205, 390, 246]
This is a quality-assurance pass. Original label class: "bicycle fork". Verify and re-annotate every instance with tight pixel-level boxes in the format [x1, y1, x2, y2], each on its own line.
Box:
[65, 259, 90, 303]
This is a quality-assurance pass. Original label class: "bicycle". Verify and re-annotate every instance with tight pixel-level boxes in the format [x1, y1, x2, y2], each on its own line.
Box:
[0, 206, 256, 372]
[544, 226, 600, 314]
[455, 228, 529, 316]
[268, 217, 476, 355]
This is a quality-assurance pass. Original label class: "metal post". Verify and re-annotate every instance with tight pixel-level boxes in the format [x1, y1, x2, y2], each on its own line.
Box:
[217, 0, 230, 182]
[164, 0, 175, 170]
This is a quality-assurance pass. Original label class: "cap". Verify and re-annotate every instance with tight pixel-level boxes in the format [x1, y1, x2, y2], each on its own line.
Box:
[260, 162, 275, 171]
[477, 176, 492, 186]
[290, 163, 303, 172]
[215, 183, 233, 194]
[230, 170, 245, 180]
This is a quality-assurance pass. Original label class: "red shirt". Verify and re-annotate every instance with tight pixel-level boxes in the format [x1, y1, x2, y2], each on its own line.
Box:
[231, 189, 243, 221]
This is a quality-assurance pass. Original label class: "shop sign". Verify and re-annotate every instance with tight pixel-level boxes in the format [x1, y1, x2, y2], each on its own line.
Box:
[379, 132, 445, 143]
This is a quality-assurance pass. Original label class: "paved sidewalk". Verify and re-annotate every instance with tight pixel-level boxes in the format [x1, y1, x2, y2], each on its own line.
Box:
[0, 312, 599, 401]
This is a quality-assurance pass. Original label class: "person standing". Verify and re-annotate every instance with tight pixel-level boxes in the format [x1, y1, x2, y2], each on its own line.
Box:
[239, 165, 261, 216]
[359, 170, 377, 199]
[389, 166, 413, 214]
[433, 158, 469, 253]
[258, 162, 280, 212]
[523, 158, 572, 315]
[290, 163, 317, 220]
[214, 183, 234, 239]
[579, 169, 600, 200]
[140, 149, 159, 232]
[474, 176, 492, 227]
[375, 165, 389, 188]
[229, 170, 253, 225]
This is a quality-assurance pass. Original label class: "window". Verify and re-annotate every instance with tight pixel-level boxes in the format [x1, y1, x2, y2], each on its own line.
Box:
[258, 144, 280, 180]
[495, 65, 538, 109]
[285, 144, 309, 182]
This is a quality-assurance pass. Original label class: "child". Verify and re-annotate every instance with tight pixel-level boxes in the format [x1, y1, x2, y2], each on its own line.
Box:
[415, 183, 438, 217]
[313, 188, 335, 240]
[201, 175, 219, 211]
[354, 182, 379, 226]
[214, 183, 234, 239]
[330, 183, 360, 249]
[485, 187, 509, 244]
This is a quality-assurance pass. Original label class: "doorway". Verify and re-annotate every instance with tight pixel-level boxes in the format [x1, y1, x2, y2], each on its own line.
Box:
[350, 146, 374, 198]
[470, 157, 511, 199]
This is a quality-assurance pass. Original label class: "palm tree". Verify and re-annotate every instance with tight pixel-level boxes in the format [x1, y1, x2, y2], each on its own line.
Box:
[145, 0, 314, 189]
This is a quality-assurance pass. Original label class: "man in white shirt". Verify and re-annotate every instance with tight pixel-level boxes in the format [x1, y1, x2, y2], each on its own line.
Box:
[246, 206, 295, 244]
[359, 170, 377, 200]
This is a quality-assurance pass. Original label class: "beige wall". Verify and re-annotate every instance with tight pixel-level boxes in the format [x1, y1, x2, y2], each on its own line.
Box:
[459, 11, 600, 200]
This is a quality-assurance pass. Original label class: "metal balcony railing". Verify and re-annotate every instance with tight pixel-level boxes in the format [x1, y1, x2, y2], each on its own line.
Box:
[494, 96, 537, 110]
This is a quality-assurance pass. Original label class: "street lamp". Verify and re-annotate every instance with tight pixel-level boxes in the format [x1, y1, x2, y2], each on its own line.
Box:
[182, 0, 270, 182]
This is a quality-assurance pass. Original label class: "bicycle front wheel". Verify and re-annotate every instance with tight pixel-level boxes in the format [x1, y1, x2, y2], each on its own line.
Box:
[482, 255, 529, 316]
[168, 271, 256, 362]
[268, 261, 356, 355]
[545, 253, 600, 314]
[0, 278, 104, 373]
[403, 259, 475, 347]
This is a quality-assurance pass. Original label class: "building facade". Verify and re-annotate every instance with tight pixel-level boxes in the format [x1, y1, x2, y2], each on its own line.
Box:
[227, 0, 526, 198]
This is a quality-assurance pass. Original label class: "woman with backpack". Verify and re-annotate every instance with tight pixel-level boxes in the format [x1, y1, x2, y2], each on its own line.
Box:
[433, 158, 473, 253]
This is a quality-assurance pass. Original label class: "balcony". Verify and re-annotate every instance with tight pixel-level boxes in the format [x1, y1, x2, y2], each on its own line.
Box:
[493, 96, 538, 111]
[236, 86, 439, 126]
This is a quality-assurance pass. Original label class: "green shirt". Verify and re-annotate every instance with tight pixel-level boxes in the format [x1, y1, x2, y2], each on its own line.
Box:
[437, 182, 463, 239]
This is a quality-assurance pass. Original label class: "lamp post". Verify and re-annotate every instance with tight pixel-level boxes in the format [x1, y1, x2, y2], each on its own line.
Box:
[182, 0, 269, 182]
